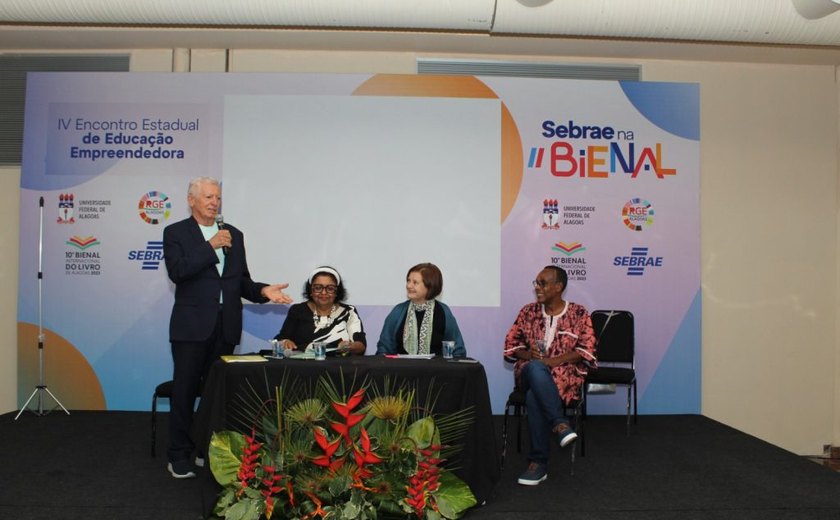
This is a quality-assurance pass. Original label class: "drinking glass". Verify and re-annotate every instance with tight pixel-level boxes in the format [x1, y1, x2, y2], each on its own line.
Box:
[313, 342, 327, 361]
[270, 339, 282, 358]
[535, 340, 547, 358]
[442, 340, 455, 359]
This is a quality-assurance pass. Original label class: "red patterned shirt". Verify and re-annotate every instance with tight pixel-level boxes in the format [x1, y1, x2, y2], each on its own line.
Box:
[504, 301, 597, 405]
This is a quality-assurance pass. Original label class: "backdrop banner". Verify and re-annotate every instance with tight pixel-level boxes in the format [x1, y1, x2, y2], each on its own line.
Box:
[18, 72, 699, 414]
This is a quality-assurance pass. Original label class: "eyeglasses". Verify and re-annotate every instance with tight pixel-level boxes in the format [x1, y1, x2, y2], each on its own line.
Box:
[532, 279, 556, 288]
[312, 284, 338, 294]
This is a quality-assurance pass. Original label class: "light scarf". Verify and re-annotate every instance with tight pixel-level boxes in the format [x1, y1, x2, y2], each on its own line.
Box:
[403, 300, 435, 355]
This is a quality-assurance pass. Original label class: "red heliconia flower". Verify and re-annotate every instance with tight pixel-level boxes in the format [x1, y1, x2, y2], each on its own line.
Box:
[260, 464, 292, 519]
[353, 466, 374, 480]
[236, 429, 264, 496]
[312, 428, 341, 458]
[264, 496, 276, 518]
[405, 482, 427, 518]
[311, 426, 347, 472]
[404, 443, 445, 516]
[332, 389, 365, 419]
[353, 428, 383, 467]
[260, 467, 286, 497]
[330, 389, 366, 445]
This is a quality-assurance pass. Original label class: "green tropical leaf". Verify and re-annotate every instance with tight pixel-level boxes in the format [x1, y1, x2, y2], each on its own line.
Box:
[432, 472, 477, 518]
[213, 487, 236, 516]
[224, 496, 262, 520]
[341, 499, 361, 518]
[209, 430, 249, 486]
[328, 472, 352, 496]
[406, 416, 438, 449]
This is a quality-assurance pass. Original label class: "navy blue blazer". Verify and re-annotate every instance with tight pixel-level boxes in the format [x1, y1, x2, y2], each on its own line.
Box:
[163, 216, 267, 345]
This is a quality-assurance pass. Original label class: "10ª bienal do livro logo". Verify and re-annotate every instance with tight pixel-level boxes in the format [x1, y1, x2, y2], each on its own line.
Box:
[550, 241, 587, 281]
[65, 235, 101, 275]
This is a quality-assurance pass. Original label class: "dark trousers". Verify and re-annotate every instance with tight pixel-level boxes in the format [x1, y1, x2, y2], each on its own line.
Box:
[168, 311, 234, 463]
[521, 361, 571, 465]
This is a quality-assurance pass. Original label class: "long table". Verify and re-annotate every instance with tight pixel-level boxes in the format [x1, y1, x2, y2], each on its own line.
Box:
[192, 355, 500, 506]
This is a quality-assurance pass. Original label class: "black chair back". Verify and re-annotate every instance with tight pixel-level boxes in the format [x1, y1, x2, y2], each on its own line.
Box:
[591, 310, 634, 364]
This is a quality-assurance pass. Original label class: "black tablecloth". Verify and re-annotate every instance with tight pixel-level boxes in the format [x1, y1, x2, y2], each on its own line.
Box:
[192, 355, 500, 506]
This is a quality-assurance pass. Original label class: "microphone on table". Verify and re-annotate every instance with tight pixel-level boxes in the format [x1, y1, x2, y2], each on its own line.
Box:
[215, 214, 230, 256]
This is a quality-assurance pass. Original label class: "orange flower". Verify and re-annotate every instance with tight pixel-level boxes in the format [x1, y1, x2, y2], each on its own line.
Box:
[301, 491, 328, 519]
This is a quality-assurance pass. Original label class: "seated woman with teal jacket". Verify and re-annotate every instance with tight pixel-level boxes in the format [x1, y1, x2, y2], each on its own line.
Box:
[376, 262, 466, 357]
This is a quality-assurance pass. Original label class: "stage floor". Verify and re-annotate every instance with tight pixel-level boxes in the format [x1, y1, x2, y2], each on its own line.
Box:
[2, 412, 839, 519]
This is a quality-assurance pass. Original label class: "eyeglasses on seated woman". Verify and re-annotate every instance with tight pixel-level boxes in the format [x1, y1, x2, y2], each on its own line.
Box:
[273, 266, 366, 356]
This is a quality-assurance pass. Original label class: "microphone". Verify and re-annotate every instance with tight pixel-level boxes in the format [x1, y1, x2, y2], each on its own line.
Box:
[215, 214, 230, 256]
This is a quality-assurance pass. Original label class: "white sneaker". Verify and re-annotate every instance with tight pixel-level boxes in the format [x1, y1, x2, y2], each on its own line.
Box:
[167, 461, 196, 479]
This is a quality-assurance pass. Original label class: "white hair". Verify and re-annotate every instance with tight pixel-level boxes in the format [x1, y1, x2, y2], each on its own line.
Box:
[188, 176, 220, 197]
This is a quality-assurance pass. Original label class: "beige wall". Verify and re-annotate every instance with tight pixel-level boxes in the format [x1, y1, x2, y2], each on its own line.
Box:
[0, 167, 20, 416]
[645, 61, 840, 454]
[3, 47, 838, 456]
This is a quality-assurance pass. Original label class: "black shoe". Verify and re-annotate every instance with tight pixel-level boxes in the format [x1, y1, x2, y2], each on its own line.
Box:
[167, 459, 196, 479]
[517, 462, 548, 486]
[556, 425, 578, 448]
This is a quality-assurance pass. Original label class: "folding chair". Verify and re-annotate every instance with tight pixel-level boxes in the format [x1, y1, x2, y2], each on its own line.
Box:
[584, 310, 637, 436]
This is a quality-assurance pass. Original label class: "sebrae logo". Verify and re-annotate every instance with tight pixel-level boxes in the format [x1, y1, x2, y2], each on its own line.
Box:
[613, 246, 663, 276]
[128, 240, 164, 270]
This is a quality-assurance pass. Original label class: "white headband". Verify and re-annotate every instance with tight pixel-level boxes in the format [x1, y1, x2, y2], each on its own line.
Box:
[308, 267, 341, 286]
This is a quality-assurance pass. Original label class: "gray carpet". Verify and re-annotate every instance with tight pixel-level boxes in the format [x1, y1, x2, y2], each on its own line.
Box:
[1, 411, 838, 519]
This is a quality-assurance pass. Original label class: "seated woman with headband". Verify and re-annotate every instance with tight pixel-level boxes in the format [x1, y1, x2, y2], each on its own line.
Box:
[273, 266, 366, 355]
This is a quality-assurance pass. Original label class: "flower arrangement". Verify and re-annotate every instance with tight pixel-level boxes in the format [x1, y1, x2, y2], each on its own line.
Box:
[208, 372, 478, 519]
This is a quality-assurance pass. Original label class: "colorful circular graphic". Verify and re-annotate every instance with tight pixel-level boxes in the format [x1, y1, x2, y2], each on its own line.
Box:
[622, 198, 654, 231]
[138, 191, 171, 225]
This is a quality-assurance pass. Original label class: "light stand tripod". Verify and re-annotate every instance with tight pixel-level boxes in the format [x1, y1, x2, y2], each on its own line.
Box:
[15, 196, 69, 420]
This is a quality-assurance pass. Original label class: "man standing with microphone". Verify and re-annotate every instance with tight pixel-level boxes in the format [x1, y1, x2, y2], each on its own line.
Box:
[163, 176, 293, 479]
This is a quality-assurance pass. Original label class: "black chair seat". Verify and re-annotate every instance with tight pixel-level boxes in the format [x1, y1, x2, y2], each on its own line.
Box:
[507, 389, 526, 406]
[586, 367, 635, 385]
